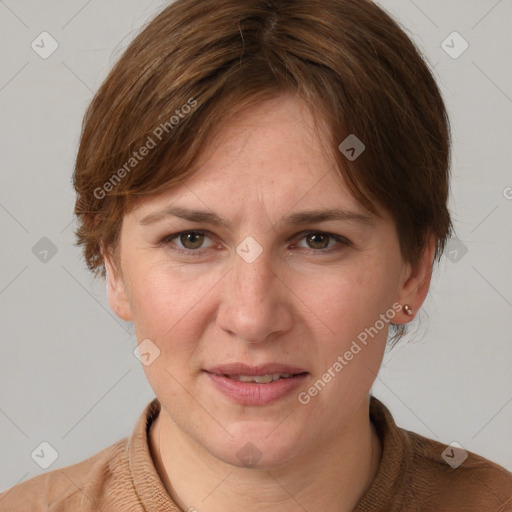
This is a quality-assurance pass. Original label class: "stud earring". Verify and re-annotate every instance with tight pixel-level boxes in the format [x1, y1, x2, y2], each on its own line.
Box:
[403, 304, 413, 316]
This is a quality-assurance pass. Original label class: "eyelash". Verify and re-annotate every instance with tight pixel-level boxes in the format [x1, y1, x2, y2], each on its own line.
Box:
[158, 230, 351, 256]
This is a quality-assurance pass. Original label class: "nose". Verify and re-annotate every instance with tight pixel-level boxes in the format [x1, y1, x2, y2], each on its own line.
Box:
[216, 248, 294, 344]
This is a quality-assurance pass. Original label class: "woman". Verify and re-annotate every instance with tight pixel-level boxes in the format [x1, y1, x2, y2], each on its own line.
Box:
[1, 0, 511, 510]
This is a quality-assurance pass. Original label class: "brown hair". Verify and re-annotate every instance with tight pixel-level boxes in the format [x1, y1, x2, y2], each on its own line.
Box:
[74, 0, 452, 291]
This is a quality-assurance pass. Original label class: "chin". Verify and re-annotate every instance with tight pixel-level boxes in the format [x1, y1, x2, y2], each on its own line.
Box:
[207, 426, 305, 470]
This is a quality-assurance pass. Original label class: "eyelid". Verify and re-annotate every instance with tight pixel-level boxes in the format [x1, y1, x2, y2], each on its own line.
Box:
[159, 230, 216, 254]
[159, 229, 351, 255]
[291, 230, 352, 250]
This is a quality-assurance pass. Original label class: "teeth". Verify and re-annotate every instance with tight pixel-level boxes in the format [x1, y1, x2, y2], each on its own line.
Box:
[228, 373, 294, 383]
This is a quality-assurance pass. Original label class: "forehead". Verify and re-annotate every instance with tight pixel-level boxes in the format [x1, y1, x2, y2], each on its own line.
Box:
[193, 93, 331, 175]
[130, 93, 382, 224]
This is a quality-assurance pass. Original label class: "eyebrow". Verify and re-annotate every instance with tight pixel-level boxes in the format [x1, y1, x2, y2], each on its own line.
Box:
[139, 206, 376, 229]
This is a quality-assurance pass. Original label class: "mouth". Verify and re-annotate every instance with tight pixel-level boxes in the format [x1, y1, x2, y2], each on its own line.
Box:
[204, 363, 308, 381]
[220, 372, 304, 383]
[203, 364, 309, 405]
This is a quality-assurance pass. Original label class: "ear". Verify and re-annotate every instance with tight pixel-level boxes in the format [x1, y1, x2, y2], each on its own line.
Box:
[395, 234, 437, 324]
[102, 245, 133, 322]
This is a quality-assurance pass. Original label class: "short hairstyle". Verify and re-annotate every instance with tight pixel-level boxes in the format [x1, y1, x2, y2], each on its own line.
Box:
[74, 0, 452, 282]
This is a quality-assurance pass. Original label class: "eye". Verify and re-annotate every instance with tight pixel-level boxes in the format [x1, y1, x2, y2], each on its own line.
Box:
[158, 229, 350, 256]
[160, 230, 215, 253]
[304, 233, 331, 250]
[295, 231, 350, 252]
[178, 231, 207, 250]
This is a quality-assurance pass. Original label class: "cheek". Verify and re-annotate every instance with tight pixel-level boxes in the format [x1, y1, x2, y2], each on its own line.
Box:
[313, 263, 396, 336]
[302, 272, 392, 406]
[127, 266, 223, 399]
[126, 263, 224, 344]
[305, 262, 397, 391]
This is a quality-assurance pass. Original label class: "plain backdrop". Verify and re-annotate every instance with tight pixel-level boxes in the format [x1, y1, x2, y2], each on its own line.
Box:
[0, 0, 511, 493]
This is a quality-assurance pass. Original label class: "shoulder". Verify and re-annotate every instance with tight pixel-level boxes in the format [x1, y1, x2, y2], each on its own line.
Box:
[403, 428, 512, 510]
[365, 396, 512, 511]
[0, 437, 136, 512]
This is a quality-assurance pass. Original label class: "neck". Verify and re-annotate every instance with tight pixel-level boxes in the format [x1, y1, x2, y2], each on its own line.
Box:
[149, 396, 381, 512]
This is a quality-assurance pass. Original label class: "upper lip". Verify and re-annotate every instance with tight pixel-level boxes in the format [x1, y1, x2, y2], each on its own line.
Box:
[204, 363, 308, 376]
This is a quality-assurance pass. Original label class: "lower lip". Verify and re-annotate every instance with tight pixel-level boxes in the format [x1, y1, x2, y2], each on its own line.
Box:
[204, 371, 309, 406]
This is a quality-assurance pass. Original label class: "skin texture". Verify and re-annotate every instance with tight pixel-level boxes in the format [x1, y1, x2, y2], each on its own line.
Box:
[105, 93, 435, 512]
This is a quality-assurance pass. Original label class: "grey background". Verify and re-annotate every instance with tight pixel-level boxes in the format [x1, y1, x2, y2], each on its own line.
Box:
[1, 0, 511, 493]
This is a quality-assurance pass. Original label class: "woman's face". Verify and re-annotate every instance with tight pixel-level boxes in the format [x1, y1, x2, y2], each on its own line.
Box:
[107, 93, 423, 468]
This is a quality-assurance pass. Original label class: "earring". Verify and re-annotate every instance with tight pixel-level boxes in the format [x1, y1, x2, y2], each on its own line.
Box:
[403, 304, 413, 316]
